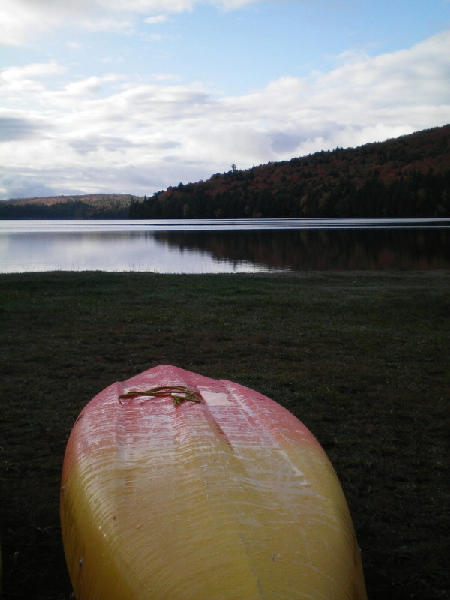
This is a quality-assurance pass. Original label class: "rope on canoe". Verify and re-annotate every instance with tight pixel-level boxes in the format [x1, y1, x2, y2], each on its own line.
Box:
[119, 385, 203, 406]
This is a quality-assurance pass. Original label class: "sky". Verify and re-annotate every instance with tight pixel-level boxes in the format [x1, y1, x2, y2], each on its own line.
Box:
[0, 1, 449, 200]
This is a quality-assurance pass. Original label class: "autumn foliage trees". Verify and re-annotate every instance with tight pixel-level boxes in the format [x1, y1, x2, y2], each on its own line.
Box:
[1, 125, 449, 219]
[130, 125, 450, 219]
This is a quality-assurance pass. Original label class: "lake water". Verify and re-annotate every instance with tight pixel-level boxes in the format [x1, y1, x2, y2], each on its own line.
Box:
[1, 218, 449, 273]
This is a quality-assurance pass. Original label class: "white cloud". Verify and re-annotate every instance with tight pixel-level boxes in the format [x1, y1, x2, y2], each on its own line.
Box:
[1, 61, 65, 82]
[60, 75, 120, 99]
[80, 17, 135, 33]
[0, 30, 449, 198]
[0, 0, 258, 45]
[0, 0, 95, 45]
[144, 15, 170, 24]
[0, 62, 66, 107]
[67, 41, 84, 49]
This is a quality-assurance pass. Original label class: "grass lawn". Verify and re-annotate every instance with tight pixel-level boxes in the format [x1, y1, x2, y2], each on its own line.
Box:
[0, 271, 449, 599]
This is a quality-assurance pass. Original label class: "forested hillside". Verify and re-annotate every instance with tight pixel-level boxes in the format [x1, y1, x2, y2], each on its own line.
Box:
[130, 125, 450, 219]
[1, 126, 449, 219]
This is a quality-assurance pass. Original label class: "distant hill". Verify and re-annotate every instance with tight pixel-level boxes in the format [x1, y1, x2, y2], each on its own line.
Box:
[0, 194, 138, 219]
[130, 124, 450, 219]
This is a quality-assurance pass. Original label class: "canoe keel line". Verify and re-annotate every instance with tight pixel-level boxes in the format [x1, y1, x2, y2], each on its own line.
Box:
[60, 365, 367, 600]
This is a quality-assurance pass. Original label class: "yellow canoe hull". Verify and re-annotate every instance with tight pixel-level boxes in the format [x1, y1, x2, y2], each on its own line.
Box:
[61, 365, 366, 600]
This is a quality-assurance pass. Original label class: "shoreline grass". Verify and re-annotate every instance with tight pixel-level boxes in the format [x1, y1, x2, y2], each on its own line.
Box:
[0, 271, 449, 599]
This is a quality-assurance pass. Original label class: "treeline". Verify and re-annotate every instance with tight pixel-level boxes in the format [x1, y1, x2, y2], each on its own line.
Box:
[2, 124, 449, 220]
[0, 200, 129, 220]
[131, 125, 450, 219]
[130, 168, 450, 219]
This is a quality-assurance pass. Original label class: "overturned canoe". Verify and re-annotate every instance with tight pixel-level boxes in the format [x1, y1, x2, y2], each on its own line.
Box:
[60, 365, 367, 600]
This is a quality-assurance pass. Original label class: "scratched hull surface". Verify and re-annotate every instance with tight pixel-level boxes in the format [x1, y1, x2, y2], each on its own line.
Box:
[60, 365, 367, 600]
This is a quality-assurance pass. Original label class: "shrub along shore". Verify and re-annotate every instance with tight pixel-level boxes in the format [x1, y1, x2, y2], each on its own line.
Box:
[0, 270, 449, 599]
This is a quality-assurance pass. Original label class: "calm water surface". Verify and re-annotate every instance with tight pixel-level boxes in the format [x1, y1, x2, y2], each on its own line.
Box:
[1, 218, 449, 273]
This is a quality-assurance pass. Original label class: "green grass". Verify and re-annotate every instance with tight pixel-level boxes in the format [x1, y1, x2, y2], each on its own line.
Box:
[0, 271, 449, 599]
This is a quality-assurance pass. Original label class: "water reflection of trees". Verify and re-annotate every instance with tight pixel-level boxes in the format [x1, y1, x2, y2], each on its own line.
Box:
[153, 229, 450, 271]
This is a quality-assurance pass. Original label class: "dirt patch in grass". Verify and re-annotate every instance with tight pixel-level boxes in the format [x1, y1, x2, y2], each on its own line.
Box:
[0, 271, 449, 599]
